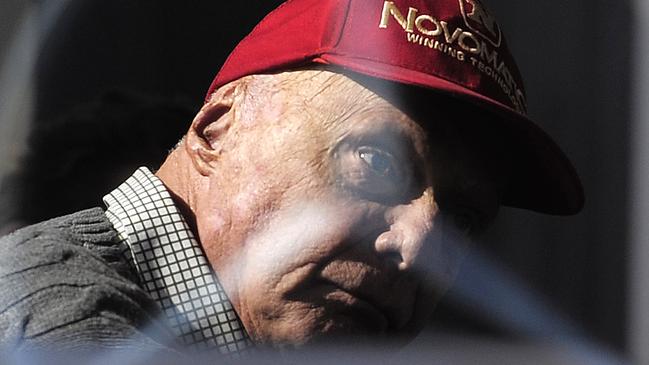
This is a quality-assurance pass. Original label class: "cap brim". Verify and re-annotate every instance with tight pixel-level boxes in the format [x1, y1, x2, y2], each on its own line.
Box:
[316, 53, 584, 215]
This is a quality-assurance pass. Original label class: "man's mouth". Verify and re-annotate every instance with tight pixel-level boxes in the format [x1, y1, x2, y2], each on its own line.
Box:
[315, 280, 390, 334]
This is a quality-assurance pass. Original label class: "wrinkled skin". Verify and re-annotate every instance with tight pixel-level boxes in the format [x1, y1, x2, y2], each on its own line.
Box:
[157, 68, 504, 347]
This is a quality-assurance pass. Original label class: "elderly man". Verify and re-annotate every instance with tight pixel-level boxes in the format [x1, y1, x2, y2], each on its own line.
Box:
[0, 0, 583, 361]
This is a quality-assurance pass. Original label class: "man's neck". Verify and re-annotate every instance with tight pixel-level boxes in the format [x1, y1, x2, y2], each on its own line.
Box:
[156, 148, 199, 233]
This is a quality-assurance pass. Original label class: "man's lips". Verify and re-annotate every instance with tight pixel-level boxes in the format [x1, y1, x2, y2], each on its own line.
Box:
[316, 279, 390, 334]
[316, 259, 418, 331]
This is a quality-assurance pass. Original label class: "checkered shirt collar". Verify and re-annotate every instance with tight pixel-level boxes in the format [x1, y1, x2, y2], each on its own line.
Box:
[103, 167, 253, 356]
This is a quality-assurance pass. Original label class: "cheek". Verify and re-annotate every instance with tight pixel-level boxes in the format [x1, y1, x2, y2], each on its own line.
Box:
[230, 172, 274, 224]
[244, 201, 354, 279]
[199, 168, 284, 284]
[234, 199, 374, 343]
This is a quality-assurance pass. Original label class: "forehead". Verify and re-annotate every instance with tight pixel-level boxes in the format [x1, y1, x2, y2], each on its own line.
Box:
[279, 69, 507, 158]
[273, 69, 428, 139]
[254, 68, 509, 194]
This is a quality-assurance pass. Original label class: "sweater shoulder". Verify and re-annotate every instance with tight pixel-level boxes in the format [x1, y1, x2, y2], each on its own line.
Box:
[0, 207, 117, 247]
[0, 209, 173, 353]
[0, 208, 136, 282]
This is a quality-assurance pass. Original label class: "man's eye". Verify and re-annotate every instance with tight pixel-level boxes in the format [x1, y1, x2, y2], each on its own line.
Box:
[334, 142, 413, 203]
[358, 147, 395, 178]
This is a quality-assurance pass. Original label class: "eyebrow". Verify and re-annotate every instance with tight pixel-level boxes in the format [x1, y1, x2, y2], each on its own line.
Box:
[342, 117, 429, 187]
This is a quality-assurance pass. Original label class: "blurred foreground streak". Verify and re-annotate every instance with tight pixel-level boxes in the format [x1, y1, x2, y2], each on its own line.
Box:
[0, 0, 635, 363]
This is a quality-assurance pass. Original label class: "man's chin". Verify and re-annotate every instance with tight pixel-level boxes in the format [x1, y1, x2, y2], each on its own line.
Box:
[252, 328, 414, 365]
[258, 317, 416, 352]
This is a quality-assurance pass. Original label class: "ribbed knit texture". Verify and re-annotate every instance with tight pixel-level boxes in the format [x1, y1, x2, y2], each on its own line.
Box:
[0, 208, 183, 362]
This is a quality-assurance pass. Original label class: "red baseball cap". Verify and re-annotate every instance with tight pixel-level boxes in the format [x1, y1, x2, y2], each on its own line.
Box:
[207, 0, 584, 215]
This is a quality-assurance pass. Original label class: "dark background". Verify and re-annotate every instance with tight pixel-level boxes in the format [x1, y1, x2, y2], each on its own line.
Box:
[485, 0, 630, 351]
[4, 0, 632, 357]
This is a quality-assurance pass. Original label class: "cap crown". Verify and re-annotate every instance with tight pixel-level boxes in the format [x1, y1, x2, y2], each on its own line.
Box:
[211, 0, 526, 116]
[208, 0, 584, 215]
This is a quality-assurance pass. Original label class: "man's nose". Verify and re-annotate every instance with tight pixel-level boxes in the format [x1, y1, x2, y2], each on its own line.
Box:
[375, 189, 440, 272]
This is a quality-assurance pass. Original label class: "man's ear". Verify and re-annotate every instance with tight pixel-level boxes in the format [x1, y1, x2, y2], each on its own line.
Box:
[185, 82, 239, 176]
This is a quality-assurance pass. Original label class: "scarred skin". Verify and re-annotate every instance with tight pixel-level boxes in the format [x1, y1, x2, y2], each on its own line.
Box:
[156, 69, 502, 347]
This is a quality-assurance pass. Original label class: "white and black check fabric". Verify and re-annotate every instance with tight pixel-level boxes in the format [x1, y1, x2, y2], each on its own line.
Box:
[103, 167, 253, 356]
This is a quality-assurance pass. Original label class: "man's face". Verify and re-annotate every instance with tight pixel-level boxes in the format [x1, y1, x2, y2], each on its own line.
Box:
[192, 69, 503, 346]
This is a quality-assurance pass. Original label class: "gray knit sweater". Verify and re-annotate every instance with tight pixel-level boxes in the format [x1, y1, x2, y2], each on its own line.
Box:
[0, 208, 182, 361]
